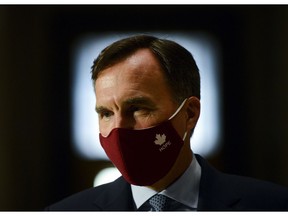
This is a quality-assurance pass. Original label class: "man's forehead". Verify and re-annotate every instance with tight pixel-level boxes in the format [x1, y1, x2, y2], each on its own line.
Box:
[94, 48, 175, 108]
[95, 51, 166, 89]
[96, 48, 162, 76]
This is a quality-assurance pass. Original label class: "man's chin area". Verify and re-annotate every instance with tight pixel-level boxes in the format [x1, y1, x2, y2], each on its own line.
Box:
[148, 145, 193, 191]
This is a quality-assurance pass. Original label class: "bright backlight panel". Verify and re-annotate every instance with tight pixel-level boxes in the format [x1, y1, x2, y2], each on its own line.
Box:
[71, 32, 222, 160]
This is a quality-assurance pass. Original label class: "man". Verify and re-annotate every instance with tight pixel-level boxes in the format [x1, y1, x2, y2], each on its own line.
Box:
[47, 35, 288, 211]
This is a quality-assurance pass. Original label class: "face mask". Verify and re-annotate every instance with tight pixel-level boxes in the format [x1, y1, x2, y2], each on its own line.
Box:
[99, 99, 188, 186]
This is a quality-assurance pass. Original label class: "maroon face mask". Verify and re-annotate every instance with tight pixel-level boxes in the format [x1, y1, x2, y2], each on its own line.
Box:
[99, 99, 187, 186]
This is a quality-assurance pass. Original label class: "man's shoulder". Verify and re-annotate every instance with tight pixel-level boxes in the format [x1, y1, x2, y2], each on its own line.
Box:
[46, 177, 130, 211]
[196, 154, 288, 210]
[221, 168, 288, 198]
[221, 170, 288, 210]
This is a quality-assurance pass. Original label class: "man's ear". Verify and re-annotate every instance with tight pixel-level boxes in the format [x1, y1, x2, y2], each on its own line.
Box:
[185, 96, 201, 131]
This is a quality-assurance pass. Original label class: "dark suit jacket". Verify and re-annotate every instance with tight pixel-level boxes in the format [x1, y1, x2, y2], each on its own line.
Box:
[46, 155, 288, 211]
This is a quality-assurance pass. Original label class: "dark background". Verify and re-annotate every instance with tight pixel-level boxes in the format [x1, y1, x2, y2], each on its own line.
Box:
[1, 5, 288, 210]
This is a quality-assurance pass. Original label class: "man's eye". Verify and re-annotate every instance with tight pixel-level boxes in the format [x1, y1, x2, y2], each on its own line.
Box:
[129, 106, 151, 116]
[99, 111, 113, 120]
[129, 106, 141, 112]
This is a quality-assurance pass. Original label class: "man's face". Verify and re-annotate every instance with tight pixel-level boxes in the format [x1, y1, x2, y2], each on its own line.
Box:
[95, 48, 187, 138]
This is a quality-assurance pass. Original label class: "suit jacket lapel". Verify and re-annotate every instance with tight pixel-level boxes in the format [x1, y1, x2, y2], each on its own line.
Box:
[93, 177, 136, 211]
[195, 154, 242, 211]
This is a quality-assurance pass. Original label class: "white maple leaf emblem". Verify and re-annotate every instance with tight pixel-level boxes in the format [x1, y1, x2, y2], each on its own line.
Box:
[154, 134, 166, 145]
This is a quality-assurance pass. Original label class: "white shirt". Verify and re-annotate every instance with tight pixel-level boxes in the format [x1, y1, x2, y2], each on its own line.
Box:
[131, 154, 201, 210]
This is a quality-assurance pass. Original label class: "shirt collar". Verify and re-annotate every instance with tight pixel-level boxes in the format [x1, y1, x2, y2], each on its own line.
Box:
[131, 154, 201, 209]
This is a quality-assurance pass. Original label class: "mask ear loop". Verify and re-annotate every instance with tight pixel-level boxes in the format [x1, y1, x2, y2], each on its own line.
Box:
[182, 131, 187, 141]
[168, 98, 188, 141]
[168, 98, 188, 120]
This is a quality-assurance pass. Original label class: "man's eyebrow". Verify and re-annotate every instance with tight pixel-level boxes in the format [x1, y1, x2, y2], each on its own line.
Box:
[95, 106, 109, 114]
[124, 97, 155, 107]
[95, 97, 156, 113]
